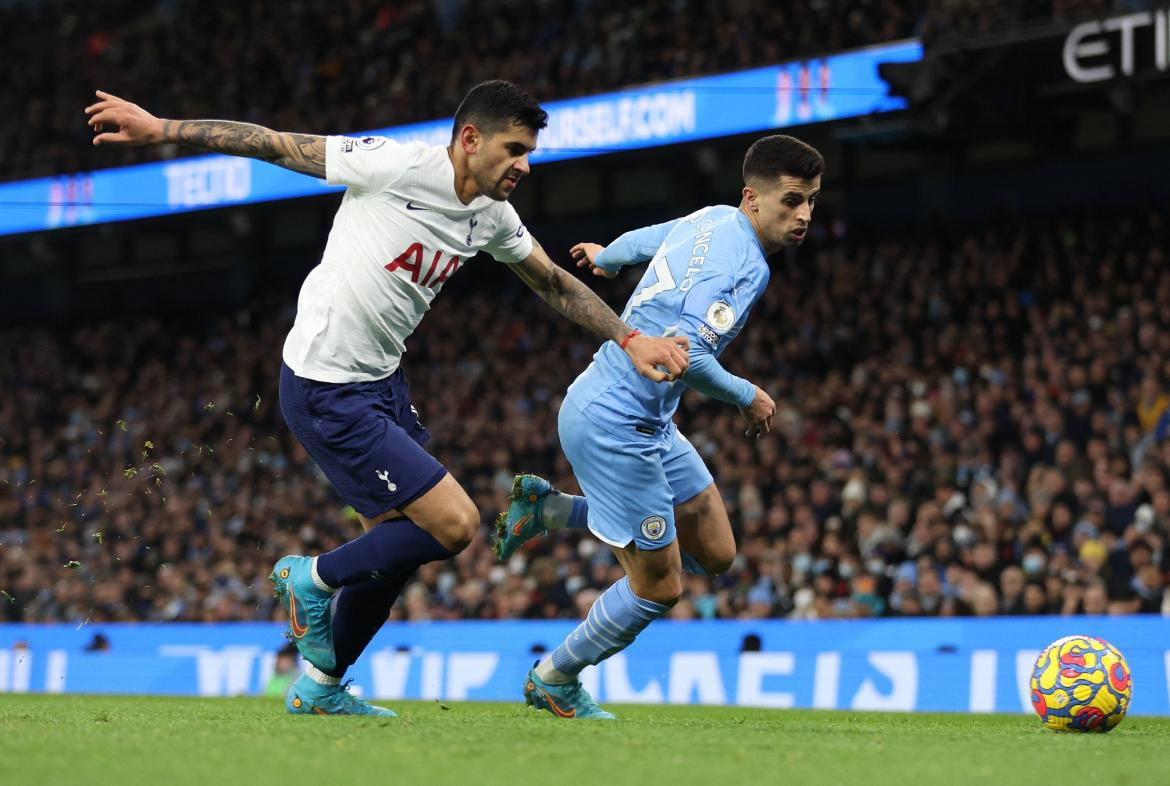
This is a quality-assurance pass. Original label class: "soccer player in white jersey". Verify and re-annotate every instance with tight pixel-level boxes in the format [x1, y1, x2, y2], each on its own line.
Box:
[85, 81, 689, 715]
[494, 136, 823, 718]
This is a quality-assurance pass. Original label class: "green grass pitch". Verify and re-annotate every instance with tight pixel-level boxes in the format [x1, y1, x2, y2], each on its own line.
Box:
[1, 696, 1167, 786]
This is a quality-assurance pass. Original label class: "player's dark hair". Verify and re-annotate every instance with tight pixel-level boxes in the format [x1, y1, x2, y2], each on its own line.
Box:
[742, 135, 824, 186]
[452, 80, 548, 141]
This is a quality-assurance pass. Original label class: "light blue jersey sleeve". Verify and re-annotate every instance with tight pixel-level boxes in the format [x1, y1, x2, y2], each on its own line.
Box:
[675, 267, 765, 407]
[684, 349, 756, 407]
[594, 218, 684, 274]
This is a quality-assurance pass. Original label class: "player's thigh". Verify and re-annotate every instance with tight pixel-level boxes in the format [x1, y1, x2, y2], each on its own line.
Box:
[611, 538, 683, 606]
[399, 473, 479, 551]
[558, 398, 676, 552]
[358, 477, 479, 551]
[664, 430, 734, 574]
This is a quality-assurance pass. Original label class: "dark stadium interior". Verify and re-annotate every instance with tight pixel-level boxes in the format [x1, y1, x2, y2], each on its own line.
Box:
[3, 0, 1170, 628]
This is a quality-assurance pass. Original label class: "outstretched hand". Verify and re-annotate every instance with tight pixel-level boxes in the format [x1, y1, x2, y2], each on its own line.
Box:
[84, 90, 165, 146]
[570, 242, 617, 279]
[741, 385, 776, 439]
[623, 333, 690, 383]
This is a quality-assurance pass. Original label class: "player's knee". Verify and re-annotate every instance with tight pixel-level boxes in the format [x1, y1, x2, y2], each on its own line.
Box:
[443, 502, 479, 553]
[642, 574, 684, 607]
[702, 546, 736, 576]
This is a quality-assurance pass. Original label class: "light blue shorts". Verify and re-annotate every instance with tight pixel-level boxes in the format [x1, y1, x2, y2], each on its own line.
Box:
[558, 395, 713, 551]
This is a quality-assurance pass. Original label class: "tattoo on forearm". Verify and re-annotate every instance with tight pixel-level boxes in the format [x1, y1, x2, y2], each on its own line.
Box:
[163, 120, 326, 177]
[518, 248, 627, 342]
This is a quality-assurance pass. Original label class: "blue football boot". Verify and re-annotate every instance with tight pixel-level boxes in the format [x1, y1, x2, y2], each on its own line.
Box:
[493, 474, 553, 560]
[285, 675, 397, 717]
[269, 555, 336, 673]
[524, 666, 615, 720]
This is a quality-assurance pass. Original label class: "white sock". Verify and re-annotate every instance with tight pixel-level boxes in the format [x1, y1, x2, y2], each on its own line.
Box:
[305, 662, 340, 686]
[535, 655, 575, 684]
[309, 556, 336, 593]
[541, 492, 576, 530]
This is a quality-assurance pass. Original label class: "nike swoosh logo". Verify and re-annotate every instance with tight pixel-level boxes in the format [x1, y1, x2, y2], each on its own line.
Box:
[405, 201, 429, 211]
[512, 513, 533, 537]
[541, 689, 576, 718]
[288, 591, 309, 639]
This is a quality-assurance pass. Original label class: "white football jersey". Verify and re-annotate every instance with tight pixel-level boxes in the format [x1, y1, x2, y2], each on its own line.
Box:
[282, 135, 534, 382]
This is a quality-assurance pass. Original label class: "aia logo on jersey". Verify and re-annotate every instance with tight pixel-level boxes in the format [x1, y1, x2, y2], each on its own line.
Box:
[385, 243, 462, 289]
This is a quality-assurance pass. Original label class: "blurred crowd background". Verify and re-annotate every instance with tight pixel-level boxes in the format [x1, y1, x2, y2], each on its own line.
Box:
[3, 202, 1168, 625]
[0, 0, 1121, 181]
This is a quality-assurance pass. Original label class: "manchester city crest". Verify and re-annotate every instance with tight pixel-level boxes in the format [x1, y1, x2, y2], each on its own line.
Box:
[640, 515, 668, 541]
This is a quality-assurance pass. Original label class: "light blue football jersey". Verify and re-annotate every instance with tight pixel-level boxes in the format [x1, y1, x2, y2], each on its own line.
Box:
[566, 204, 770, 428]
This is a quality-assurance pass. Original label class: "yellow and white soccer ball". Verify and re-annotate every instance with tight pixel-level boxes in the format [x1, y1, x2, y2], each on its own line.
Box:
[1030, 635, 1132, 732]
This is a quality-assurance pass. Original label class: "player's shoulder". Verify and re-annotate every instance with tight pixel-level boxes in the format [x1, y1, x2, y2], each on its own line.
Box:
[334, 134, 425, 158]
[696, 207, 761, 270]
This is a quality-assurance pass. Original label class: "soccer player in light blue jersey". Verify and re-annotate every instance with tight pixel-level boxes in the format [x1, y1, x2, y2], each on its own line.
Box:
[495, 135, 823, 719]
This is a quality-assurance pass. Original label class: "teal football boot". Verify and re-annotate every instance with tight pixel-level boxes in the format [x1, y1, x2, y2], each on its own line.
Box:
[493, 474, 553, 560]
[269, 555, 336, 673]
[524, 667, 615, 720]
[285, 675, 397, 717]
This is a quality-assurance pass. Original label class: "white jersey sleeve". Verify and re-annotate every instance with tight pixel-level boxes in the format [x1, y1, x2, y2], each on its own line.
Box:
[326, 135, 413, 194]
[482, 200, 534, 264]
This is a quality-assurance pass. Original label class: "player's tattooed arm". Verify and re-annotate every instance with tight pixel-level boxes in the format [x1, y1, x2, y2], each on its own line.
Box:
[163, 122, 326, 177]
[85, 90, 326, 177]
[513, 240, 628, 342]
[512, 241, 690, 383]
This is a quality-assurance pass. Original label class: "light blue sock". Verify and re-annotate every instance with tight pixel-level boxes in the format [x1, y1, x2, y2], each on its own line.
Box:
[542, 491, 590, 530]
[681, 550, 708, 575]
[549, 577, 669, 676]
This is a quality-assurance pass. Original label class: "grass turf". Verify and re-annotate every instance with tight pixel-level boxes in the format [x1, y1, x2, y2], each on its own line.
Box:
[1, 696, 1167, 786]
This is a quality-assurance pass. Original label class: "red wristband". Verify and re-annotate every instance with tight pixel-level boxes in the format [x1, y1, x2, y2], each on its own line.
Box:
[619, 329, 641, 350]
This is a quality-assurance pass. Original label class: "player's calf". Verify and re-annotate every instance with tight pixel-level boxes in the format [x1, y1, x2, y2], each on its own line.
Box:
[533, 575, 671, 695]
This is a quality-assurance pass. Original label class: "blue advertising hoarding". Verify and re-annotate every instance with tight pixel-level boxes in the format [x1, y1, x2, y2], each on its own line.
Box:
[1, 616, 1165, 715]
[0, 40, 921, 236]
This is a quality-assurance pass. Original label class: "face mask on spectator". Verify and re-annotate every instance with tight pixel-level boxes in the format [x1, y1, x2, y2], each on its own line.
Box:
[1023, 554, 1046, 576]
[792, 553, 812, 574]
[953, 524, 976, 548]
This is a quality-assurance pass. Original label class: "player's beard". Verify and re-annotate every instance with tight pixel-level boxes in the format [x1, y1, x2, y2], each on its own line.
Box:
[496, 172, 521, 200]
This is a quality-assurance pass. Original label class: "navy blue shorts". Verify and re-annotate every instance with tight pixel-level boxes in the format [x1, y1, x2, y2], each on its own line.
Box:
[279, 362, 447, 518]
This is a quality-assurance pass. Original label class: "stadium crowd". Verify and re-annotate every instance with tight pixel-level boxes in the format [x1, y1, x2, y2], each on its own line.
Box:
[2, 204, 1168, 625]
[0, 0, 1124, 182]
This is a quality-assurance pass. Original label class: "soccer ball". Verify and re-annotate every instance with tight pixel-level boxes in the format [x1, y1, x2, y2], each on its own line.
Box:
[1030, 635, 1131, 732]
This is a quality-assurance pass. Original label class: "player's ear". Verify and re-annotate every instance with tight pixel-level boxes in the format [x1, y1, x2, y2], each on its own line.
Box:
[458, 124, 480, 154]
[742, 185, 759, 212]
